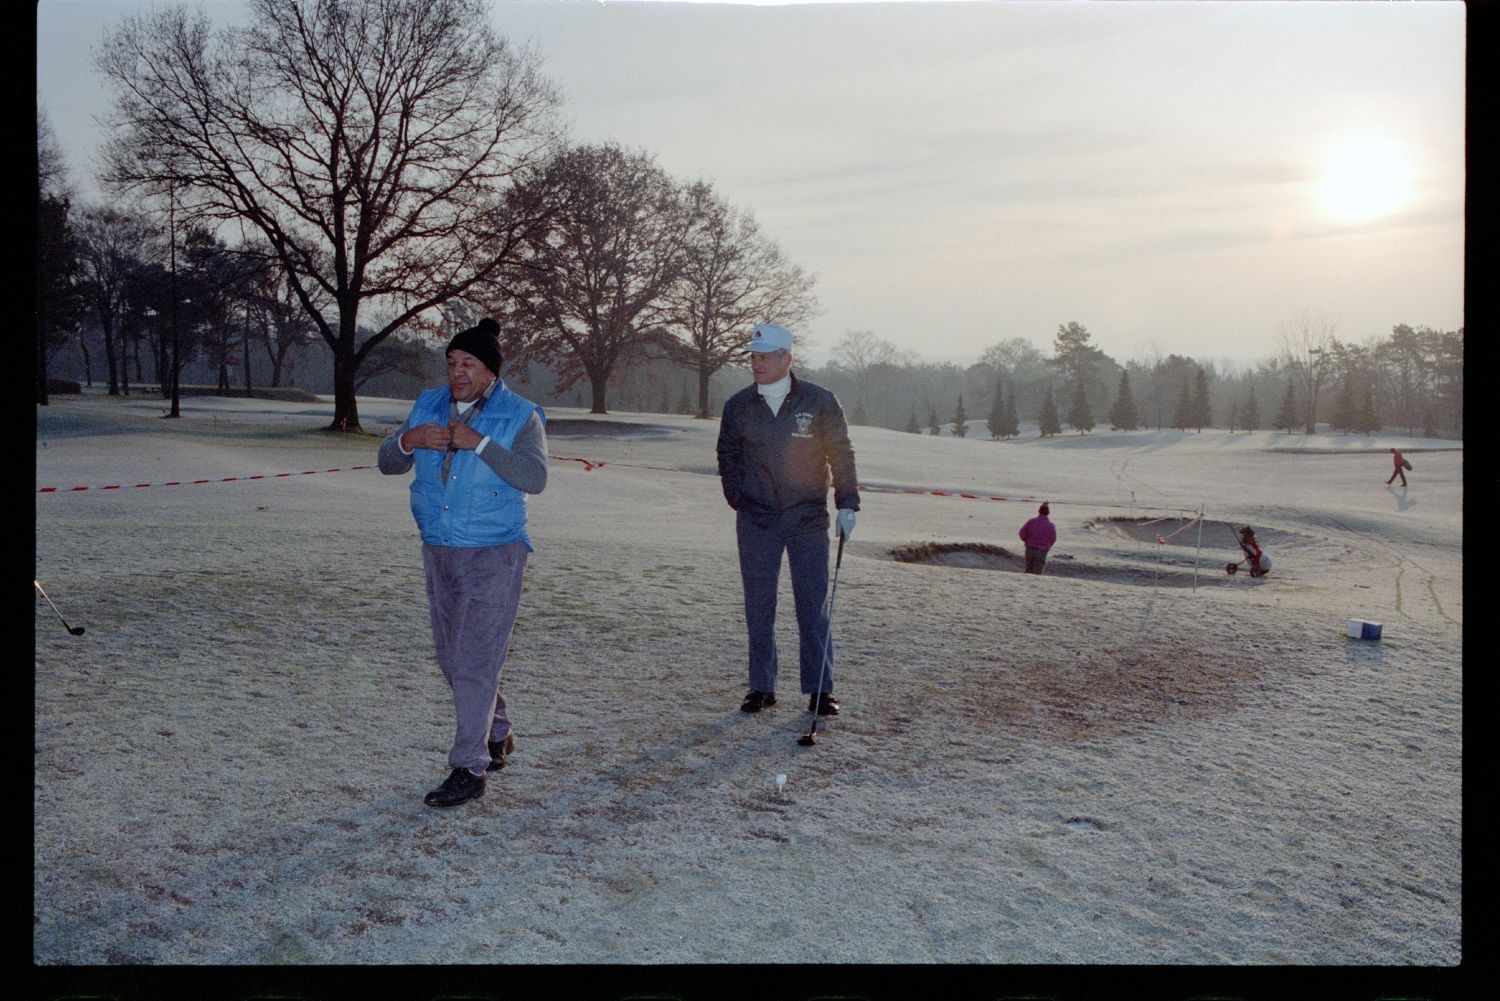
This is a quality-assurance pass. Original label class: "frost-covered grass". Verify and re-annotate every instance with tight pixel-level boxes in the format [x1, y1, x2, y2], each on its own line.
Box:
[35, 390, 1461, 970]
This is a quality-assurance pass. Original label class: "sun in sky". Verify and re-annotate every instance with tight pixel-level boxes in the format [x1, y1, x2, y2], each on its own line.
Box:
[1316, 134, 1416, 225]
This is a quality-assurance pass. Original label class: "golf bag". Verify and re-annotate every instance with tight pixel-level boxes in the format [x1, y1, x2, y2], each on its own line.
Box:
[1227, 525, 1270, 577]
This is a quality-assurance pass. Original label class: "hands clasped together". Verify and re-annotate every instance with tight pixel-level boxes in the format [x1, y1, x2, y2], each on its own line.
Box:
[403, 422, 485, 452]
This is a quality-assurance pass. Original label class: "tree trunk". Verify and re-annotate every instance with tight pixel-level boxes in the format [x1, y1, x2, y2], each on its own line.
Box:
[589, 377, 608, 415]
[242, 311, 254, 396]
[697, 360, 713, 420]
[166, 286, 182, 417]
[119, 326, 131, 395]
[101, 314, 120, 395]
[158, 341, 171, 398]
[330, 356, 361, 431]
[329, 309, 362, 431]
[129, 329, 144, 391]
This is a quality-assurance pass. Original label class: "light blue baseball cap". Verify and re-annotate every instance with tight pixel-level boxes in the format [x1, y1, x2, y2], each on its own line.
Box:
[750, 323, 793, 353]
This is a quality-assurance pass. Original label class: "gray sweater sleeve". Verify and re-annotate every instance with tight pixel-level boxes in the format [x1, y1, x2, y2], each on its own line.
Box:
[477, 411, 548, 494]
[377, 415, 416, 474]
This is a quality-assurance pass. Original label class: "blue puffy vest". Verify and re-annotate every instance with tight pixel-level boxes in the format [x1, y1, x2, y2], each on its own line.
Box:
[407, 382, 544, 549]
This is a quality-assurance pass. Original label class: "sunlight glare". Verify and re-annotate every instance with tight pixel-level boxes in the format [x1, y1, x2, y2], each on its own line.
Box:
[1318, 135, 1415, 224]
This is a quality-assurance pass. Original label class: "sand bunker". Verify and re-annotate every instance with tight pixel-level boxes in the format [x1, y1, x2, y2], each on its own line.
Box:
[1085, 516, 1297, 549]
[891, 541, 1232, 588]
[889, 516, 1306, 589]
[890, 541, 1020, 570]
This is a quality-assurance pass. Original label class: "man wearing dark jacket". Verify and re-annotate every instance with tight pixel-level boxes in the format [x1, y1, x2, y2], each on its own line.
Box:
[717, 323, 860, 717]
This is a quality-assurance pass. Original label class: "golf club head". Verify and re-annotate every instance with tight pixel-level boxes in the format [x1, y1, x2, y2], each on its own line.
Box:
[69, 626, 85, 636]
[796, 732, 818, 746]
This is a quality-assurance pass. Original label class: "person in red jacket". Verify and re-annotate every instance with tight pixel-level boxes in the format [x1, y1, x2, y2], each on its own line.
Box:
[1386, 447, 1409, 487]
[1018, 502, 1057, 574]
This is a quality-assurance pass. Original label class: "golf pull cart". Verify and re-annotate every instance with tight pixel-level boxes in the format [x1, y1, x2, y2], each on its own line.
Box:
[1226, 525, 1271, 578]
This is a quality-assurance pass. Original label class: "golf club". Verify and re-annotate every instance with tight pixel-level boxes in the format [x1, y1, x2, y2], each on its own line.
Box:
[34, 580, 85, 636]
[798, 531, 845, 747]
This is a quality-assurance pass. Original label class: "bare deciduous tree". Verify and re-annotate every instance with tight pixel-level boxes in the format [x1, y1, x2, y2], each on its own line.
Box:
[495, 143, 692, 414]
[96, 0, 563, 430]
[662, 182, 817, 418]
[38, 107, 84, 405]
[1131, 340, 1168, 431]
[1277, 309, 1337, 434]
[979, 336, 1049, 424]
[76, 205, 160, 396]
[834, 330, 909, 414]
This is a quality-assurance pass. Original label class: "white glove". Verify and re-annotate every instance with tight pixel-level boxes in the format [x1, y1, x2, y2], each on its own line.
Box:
[836, 508, 856, 540]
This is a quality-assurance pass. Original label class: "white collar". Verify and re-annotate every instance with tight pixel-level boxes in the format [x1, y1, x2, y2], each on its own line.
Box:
[757, 373, 792, 398]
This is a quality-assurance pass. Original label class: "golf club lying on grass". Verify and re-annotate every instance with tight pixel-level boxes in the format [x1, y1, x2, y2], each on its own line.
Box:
[798, 532, 845, 747]
[34, 580, 85, 636]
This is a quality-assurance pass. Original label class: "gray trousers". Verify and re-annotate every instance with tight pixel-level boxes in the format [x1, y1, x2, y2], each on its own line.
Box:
[736, 515, 832, 694]
[422, 541, 528, 772]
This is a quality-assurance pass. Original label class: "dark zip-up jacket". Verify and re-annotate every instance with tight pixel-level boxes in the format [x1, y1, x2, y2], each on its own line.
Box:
[716, 373, 860, 534]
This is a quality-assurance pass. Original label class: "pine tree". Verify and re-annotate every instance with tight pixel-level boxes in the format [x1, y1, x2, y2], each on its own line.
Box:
[1172, 375, 1192, 430]
[952, 395, 968, 438]
[1191, 367, 1212, 431]
[987, 376, 1005, 439]
[1002, 383, 1019, 438]
[907, 407, 920, 434]
[1274, 381, 1300, 432]
[1109, 369, 1139, 430]
[1067, 379, 1094, 434]
[1038, 385, 1062, 437]
[1242, 383, 1259, 432]
[928, 407, 941, 436]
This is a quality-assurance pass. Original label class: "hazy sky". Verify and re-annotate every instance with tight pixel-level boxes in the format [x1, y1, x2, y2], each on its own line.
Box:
[36, 0, 1466, 367]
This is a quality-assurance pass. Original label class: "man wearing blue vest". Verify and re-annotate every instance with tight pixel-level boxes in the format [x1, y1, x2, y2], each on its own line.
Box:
[379, 318, 548, 808]
[717, 322, 860, 717]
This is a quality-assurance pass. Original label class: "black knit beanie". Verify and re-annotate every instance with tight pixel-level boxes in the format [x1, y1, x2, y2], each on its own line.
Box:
[446, 317, 502, 375]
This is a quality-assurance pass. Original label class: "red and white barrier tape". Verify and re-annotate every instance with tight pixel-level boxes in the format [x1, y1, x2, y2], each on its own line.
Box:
[40, 454, 1202, 521]
[38, 466, 375, 493]
[551, 455, 605, 471]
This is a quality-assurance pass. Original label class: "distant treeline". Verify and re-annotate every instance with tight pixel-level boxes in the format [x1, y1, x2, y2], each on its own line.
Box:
[50, 315, 1463, 443]
[549, 320, 1463, 441]
[787, 321, 1463, 440]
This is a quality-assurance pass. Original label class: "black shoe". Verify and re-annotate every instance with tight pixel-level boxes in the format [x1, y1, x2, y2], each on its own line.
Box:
[423, 767, 486, 808]
[487, 732, 515, 772]
[740, 689, 776, 713]
[808, 692, 840, 716]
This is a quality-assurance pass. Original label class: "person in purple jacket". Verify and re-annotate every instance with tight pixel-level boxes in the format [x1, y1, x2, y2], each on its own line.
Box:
[1018, 502, 1057, 575]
